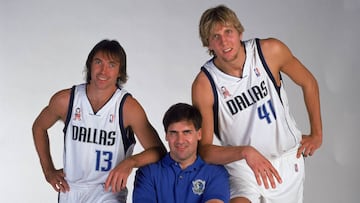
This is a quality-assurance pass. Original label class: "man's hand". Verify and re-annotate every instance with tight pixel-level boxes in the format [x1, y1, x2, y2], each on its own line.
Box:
[297, 134, 322, 158]
[244, 146, 282, 189]
[104, 158, 134, 193]
[45, 168, 69, 193]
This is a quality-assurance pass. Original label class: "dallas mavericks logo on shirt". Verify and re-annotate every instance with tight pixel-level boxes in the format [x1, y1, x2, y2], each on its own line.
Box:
[192, 179, 206, 195]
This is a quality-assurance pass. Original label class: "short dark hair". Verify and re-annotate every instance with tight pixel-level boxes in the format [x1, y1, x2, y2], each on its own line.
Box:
[162, 103, 202, 132]
[85, 39, 127, 87]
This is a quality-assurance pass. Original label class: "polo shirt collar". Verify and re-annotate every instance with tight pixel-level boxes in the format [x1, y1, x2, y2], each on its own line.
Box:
[161, 153, 205, 171]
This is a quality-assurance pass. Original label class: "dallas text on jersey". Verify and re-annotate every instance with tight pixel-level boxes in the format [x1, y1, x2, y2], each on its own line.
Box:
[72, 125, 116, 146]
[226, 80, 268, 115]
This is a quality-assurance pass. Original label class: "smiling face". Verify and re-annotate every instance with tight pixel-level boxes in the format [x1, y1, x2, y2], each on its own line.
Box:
[89, 51, 121, 90]
[208, 22, 243, 64]
[85, 40, 127, 87]
[166, 120, 201, 169]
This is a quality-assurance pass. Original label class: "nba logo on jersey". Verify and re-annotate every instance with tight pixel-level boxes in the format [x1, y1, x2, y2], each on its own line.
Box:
[109, 114, 115, 123]
[74, 107, 81, 121]
[294, 163, 298, 172]
[254, 67, 261, 77]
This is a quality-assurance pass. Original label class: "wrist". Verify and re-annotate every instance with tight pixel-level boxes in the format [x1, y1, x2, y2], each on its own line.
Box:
[239, 145, 250, 160]
[123, 156, 137, 168]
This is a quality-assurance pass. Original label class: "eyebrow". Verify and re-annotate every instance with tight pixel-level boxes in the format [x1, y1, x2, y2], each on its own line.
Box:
[93, 57, 120, 64]
[168, 129, 193, 133]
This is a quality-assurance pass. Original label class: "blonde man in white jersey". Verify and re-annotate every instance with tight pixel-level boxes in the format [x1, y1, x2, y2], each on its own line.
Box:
[192, 5, 323, 203]
[32, 39, 166, 203]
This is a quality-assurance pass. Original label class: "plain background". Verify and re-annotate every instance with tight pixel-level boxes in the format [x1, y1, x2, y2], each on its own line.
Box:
[1, 0, 359, 202]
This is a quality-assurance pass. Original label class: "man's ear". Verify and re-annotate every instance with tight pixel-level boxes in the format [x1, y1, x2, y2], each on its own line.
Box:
[197, 129, 202, 141]
[165, 133, 169, 142]
[239, 32, 243, 40]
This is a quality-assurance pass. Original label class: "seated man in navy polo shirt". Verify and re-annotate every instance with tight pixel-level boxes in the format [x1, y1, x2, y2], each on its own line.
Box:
[133, 103, 230, 203]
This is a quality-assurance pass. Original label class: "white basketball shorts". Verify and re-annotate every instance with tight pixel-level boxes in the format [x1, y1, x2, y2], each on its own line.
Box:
[228, 146, 305, 203]
[58, 184, 127, 203]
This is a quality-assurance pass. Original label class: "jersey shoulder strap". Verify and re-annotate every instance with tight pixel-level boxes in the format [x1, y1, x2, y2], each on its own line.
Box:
[63, 85, 76, 134]
[118, 92, 136, 153]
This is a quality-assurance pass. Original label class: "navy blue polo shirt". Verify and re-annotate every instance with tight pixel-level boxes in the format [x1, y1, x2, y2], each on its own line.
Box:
[133, 153, 230, 203]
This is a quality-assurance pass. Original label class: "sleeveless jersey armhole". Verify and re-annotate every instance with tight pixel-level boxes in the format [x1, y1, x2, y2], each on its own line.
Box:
[119, 93, 136, 154]
[201, 66, 221, 141]
[255, 38, 283, 103]
[63, 85, 76, 134]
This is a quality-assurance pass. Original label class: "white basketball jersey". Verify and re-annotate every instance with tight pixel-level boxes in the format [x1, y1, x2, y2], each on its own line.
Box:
[63, 84, 135, 186]
[202, 38, 301, 158]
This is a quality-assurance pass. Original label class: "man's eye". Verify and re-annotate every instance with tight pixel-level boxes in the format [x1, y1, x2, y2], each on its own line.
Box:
[109, 63, 117, 68]
[184, 131, 192, 135]
[226, 29, 232, 35]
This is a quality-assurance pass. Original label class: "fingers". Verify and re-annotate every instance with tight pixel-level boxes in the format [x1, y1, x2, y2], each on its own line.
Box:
[54, 180, 69, 193]
[50, 177, 69, 193]
[255, 168, 282, 189]
[271, 167, 282, 184]
[303, 145, 313, 157]
[260, 170, 270, 189]
[105, 173, 127, 193]
[298, 142, 315, 158]
[296, 145, 304, 158]
[246, 147, 282, 189]
[51, 182, 60, 192]
[120, 176, 128, 191]
[104, 174, 112, 192]
[52, 173, 70, 193]
[112, 175, 120, 193]
[298, 134, 322, 158]
[46, 169, 69, 193]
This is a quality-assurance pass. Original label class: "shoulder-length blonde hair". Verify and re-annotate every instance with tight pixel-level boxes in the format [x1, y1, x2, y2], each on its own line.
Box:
[199, 5, 244, 56]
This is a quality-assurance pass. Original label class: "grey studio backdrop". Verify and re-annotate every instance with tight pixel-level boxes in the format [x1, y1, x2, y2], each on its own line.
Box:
[1, 0, 359, 202]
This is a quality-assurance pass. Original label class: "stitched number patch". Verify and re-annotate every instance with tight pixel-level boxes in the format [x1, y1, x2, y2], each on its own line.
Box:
[95, 150, 113, 171]
[258, 99, 276, 124]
